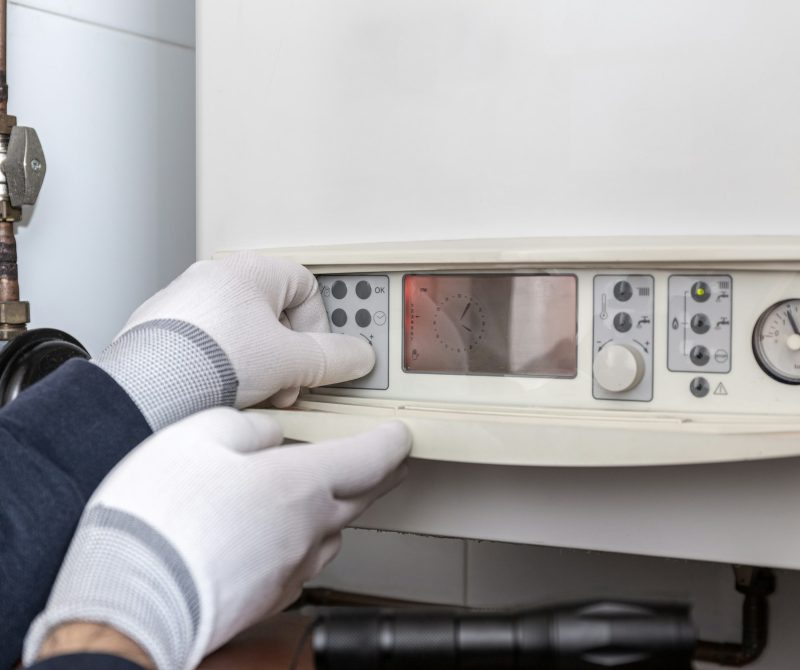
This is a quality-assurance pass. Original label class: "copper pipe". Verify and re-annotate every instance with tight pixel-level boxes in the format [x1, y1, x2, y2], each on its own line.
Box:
[0, 0, 7, 113]
[0, 221, 17, 301]
[0, 0, 26, 342]
[694, 567, 775, 667]
[0, 0, 17, 304]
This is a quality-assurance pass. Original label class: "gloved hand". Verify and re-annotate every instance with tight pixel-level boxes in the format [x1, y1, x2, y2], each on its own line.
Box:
[24, 408, 411, 670]
[93, 253, 374, 430]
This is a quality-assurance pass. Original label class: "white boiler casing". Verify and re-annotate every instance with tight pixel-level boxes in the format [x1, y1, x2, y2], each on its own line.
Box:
[197, 1, 800, 568]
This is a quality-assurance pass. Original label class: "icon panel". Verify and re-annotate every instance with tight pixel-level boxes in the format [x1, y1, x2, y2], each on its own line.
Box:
[318, 275, 389, 390]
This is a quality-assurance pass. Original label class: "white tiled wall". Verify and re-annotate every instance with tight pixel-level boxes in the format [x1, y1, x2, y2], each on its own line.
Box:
[8, 0, 195, 355]
[310, 529, 465, 605]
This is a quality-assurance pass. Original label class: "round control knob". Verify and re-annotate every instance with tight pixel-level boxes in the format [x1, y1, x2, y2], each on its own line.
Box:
[593, 344, 645, 393]
[613, 280, 633, 302]
[613, 312, 632, 333]
[690, 313, 711, 334]
[690, 345, 710, 366]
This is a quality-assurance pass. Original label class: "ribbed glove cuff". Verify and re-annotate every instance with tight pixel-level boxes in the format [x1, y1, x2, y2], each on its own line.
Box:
[93, 319, 238, 431]
[23, 505, 200, 670]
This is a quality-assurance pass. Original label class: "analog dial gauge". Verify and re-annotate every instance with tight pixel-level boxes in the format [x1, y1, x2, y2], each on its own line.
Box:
[753, 299, 800, 384]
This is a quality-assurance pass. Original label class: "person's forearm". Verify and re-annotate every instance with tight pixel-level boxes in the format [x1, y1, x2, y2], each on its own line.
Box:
[0, 360, 152, 668]
[37, 624, 154, 670]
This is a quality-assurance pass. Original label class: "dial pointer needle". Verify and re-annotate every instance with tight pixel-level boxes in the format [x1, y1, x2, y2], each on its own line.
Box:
[459, 302, 471, 321]
[787, 309, 800, 336]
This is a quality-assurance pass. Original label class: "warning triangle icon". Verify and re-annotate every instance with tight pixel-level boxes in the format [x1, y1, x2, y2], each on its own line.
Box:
[714, 382, 728, 396]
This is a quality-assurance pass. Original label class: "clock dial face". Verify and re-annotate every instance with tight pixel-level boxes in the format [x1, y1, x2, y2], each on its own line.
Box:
[404, 274, 577, 377]
[753, 299, 800, 384]
[433, 294, 487, 354]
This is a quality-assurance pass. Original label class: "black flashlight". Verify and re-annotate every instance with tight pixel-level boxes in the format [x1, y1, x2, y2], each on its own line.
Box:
[313, 601, 695, 669]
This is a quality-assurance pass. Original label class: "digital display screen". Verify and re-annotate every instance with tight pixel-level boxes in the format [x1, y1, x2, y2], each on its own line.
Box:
[404, 274, 577, 377]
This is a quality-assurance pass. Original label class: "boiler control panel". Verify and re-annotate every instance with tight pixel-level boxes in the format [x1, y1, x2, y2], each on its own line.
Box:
[317, 269, 771, 412]
[226, 237, 800, 468]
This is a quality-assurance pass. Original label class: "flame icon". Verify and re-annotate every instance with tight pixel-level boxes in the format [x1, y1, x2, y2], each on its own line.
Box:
[671, 318, 679, 330]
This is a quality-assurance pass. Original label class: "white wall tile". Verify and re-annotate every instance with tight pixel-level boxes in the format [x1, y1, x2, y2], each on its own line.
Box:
[311, 529, 466, 605]
[10, 0, 194, 47]
[8, 4, 196, 354]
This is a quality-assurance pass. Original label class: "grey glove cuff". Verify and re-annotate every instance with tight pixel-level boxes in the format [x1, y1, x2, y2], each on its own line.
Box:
[23, 506, 200, 670]
[93, 319, 238, 431]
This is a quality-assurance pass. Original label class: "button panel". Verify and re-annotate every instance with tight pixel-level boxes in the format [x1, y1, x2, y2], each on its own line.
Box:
[593, 275, 654, 402]
[318, 275, 389, 390]
[668, 275, 732, 373]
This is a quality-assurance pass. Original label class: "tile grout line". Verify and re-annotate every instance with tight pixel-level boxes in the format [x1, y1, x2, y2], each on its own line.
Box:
[8, 1, 195, 51]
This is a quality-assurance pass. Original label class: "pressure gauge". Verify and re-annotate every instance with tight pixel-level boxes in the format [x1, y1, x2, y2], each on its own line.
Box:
[753, 299, 800, 384]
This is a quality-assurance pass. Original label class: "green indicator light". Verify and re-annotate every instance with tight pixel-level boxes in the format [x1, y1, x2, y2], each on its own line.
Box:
[696, 288, 705, 296]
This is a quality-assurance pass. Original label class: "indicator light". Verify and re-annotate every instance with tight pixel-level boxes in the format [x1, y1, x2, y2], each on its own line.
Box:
[691, 281, 711, 303]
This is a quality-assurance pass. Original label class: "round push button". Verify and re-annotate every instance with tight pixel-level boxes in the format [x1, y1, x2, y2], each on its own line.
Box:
[331, 309, 348, 327]
[355, 281, 372, 299]
[691, 281, 711, 303]
[690, 345, 710, 366]
[355, 309, 372, 328]
[331, 281, 348, 299]
[690, 377, 710, 397]
[690, 313, 710, 334]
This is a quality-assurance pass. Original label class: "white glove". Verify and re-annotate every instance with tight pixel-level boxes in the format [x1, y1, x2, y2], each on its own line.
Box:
[94, 253, 374, 430]
[24, 408, 411, 670]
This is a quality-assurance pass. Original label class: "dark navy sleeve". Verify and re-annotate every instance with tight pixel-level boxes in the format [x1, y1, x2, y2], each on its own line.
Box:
[0, 359, 152, 670]
[27, 654, 147, 670]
